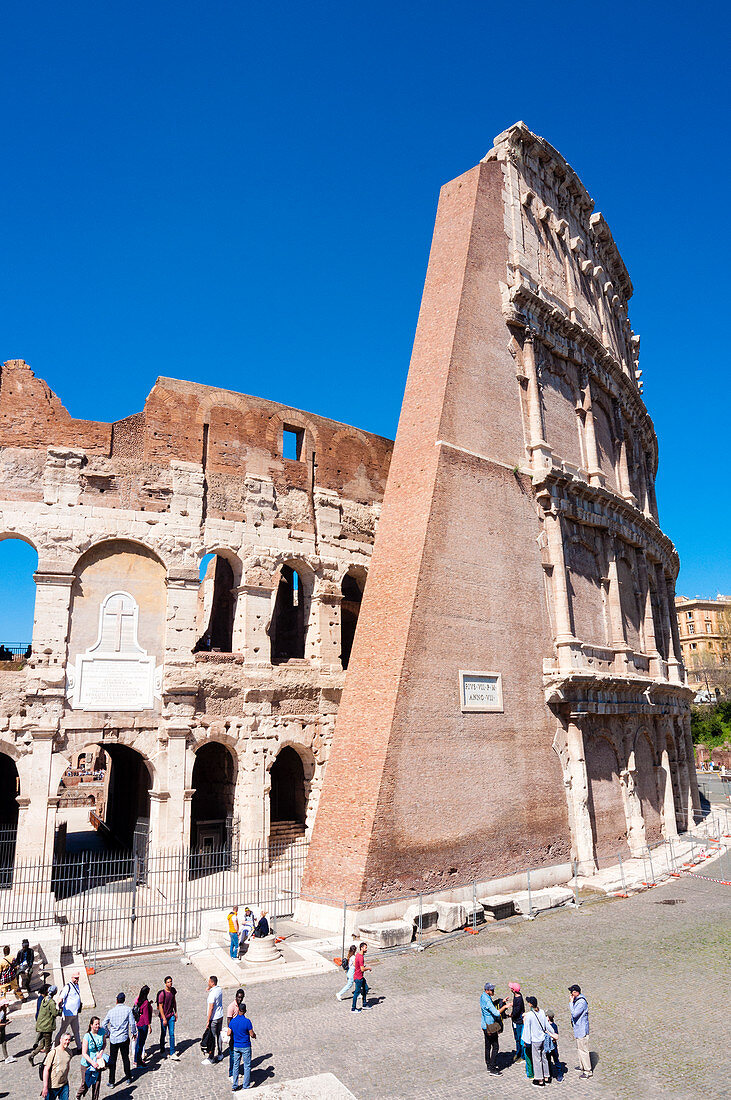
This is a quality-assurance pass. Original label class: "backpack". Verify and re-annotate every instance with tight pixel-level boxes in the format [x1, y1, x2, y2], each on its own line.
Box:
[341, 956, 350, 972]
[132, 1000, 141, 1023]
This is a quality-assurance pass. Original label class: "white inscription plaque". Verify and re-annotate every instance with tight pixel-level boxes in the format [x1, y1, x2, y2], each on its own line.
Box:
[68, 590, 160, 712]
[459, 670, 503, 713]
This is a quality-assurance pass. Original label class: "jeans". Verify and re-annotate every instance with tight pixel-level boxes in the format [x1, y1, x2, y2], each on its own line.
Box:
[160, 1016, 176, 1055]
[524, 1040, 533, 1078]
[229, 933, 239, 958]
[337, 978, 355, 999]
[210, 1017, 223, 1058]
[512, 1020, 523, 1058]
[351, 978, 369, 1010]
[108, 1038, 132, 1085]
[134, 1024, 148, 1066]
[49, 1086, 69, 1100]
[231, 1045, 252, 1089]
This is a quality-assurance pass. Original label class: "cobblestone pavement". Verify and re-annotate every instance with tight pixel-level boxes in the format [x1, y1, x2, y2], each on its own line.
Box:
[1, 872, 728, 1100]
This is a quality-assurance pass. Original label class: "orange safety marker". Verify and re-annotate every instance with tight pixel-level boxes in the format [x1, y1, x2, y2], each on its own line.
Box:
[466, 927, 480, 935]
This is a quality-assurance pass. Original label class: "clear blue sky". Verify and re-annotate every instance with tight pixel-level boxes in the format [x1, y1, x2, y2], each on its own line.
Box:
[1, 0, 729, 637]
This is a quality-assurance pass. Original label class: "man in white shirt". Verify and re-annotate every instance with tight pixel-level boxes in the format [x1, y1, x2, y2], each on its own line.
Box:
[201, 975, 224, 1065]
[56, 972, 82, 1051]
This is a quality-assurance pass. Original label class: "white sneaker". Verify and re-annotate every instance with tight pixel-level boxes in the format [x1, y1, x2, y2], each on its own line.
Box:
[202, 1058, 215, 1065]
[5, 1056, 17, 1064]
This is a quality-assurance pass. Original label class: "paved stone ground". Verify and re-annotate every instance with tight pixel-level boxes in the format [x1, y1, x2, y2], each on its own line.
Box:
[1, 872, 728, 1100]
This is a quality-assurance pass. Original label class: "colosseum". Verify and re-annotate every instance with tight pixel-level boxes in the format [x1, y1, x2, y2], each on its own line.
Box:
[0, 122, 700, 934]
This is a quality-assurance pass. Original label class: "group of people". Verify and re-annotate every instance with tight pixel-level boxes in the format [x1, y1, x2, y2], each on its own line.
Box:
[227, 907, 270, 959]
[199, 977, 257, 1089]
[480, 980, 593, 1085]
[334, 942, 371, 1012]
[0, 939, 35, 1003]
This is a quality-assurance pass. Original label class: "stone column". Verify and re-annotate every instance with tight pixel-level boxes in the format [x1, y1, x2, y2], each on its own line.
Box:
[313, 583, 341, 671]
[165, 572, 200, 661]
[522, 329, 553, 474]
[565, 718, 596, 874]
[581, 373, 604, 487]
[18, 729, 56, 862]
[659, 746, 679, 840]
[614, 405, 637, 504]
[660, 573, 683, 684]
[32, 568, 74, 665]
[638, 554, 662, 677]
[619, 752, 647, 857]
[542, 503, 580, 673]
[606, 540, 630, 674]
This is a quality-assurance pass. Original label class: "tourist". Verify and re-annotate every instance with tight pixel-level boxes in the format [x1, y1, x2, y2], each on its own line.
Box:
[568, 984, 592, 1079]
[14, 938, 34, 996]
[544, 1010, 561, 1080]
[132, 984, 153, 1068]
[56, 972, 83, 1050]
[351, 942, 370, 1012]
[480, 982, 503, 1076]
[0, 996, 15, 1063]
[42, 1031, 74, 1100]
[225, 987, 246, 1077]
[30, 985, 60, 1065]
[101, 992, 137, 1086]
[227, 1000, 256, 1091]
[157, 975, 180, 1060]
[202, 974, 224, 1065]
[75, 1015, 107, 1099]
[506, 981, 525, 1062]
[238, 908, 255, 955]
[521, 995, 555, 1087]
[0, 946, 22, 1002]
[336, 946, 356, 1000]
[227, 907, 240, 959]
[253, 910, 269, 938]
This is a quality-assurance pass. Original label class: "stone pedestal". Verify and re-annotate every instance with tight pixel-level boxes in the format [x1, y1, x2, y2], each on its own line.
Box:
[243, 934, 282, 964]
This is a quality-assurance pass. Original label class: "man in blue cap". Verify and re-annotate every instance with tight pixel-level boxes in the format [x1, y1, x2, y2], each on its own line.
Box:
[480, 982, 503, 1075]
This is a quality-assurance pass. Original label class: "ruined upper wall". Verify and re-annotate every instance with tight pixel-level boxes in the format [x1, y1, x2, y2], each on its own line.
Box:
[0, 361, 393, 519]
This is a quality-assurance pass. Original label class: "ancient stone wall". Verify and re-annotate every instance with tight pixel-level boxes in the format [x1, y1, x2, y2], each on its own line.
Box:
[0, 361, 391, 862]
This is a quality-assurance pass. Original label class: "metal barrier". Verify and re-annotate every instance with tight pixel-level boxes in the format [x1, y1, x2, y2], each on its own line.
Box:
[0, 837, 309, 955]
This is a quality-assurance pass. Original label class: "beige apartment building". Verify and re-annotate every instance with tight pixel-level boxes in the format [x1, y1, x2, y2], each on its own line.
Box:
[676, 595, 731, 698]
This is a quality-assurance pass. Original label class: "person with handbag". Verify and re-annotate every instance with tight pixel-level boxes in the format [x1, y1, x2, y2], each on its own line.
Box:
[521, 995, 557, 1087]
[14, 938, 34, 997]
[480, 981, 503, 1076]
[75, 1016, 108, 1100]
[132, 985, 152, 1068]
[0, 946, 22, 1002]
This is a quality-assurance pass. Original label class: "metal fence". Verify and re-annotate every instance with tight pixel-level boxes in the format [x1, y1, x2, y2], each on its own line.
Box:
[0, 837, 309, 957]
[0, 642, 31, 659]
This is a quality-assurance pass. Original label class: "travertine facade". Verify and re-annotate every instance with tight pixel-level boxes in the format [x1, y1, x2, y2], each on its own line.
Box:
[0, 362, 391, 861]
[301, 123, 700, 913]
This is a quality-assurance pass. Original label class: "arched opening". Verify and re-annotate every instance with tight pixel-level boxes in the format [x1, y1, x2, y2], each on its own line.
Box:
[0, 752, 19, 876]
[190, 742, 236, 851]
[665, 734, 684, 833]
[585, 735, 628, 868]
[194, 553, 236, 653]
[269, 747, 306, 847]
[270, 564, 307, 661]
[634, 733, 663, 844]
[340, 569, 366, 670]
[56, 744, 149, 854]
[0, 537, 38, 663]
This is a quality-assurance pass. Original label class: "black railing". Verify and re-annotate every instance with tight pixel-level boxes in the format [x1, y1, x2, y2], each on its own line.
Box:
[0, 642, 31, 660]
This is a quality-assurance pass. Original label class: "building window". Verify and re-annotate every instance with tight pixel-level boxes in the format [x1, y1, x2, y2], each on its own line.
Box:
[690, 642, 697, 650]
[705, 622, 712, 632]
[282, 426, 304, 461]
[686, 610, 693, 619]
[688, 623, 695, 634]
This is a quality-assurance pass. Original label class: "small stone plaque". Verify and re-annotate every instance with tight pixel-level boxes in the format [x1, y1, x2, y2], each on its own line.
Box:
[459, 670, 503, 713]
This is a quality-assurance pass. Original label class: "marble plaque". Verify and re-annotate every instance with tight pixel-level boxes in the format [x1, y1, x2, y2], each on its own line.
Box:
[459, 670, 503, 713]
[68, 590, 159, 712]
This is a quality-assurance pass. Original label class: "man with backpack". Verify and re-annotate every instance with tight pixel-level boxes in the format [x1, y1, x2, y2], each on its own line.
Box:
[30, 984, 60, 1065]
[56, 973, 82, 1051]
[157, 976, 179, 1060]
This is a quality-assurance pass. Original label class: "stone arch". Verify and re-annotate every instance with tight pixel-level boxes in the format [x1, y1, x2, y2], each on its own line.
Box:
[68, 539, 167, 672]
[0, 751, 19, 827]
[71, 534, 171, 573]
[190, 740, 237, 849]
[67, 740, 152, 851]
[194, 549, 243, 653]
[634, 729, 663, 844]
[268, 745, 307, 827]
[585, 731, 628, 868]
[269, 558, 316, 662]
[340, 565, 367, 670]
[617, 553, 642, 652]
[0, 535, 39, 659]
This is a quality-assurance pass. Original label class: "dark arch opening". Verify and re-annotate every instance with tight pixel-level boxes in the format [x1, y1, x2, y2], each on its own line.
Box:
[270, 747, 306, 826]
[194, 555, 236, 653]
[102, 744, 151, 851]
[340, 571, 365, 670]
[190, 741, 236, 850]
[0, 753, 19, 880]
[270, 565, 306, 661]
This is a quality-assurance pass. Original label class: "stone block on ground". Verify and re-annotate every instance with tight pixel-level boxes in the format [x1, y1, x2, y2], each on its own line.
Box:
[403, 903, 439, 931]
[463, 902, 485, 926]
[435, 900, 466, 932]
[358, 919, 413, 948]
[479, 894, 515, 920]
[512, 886, 574, 915]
